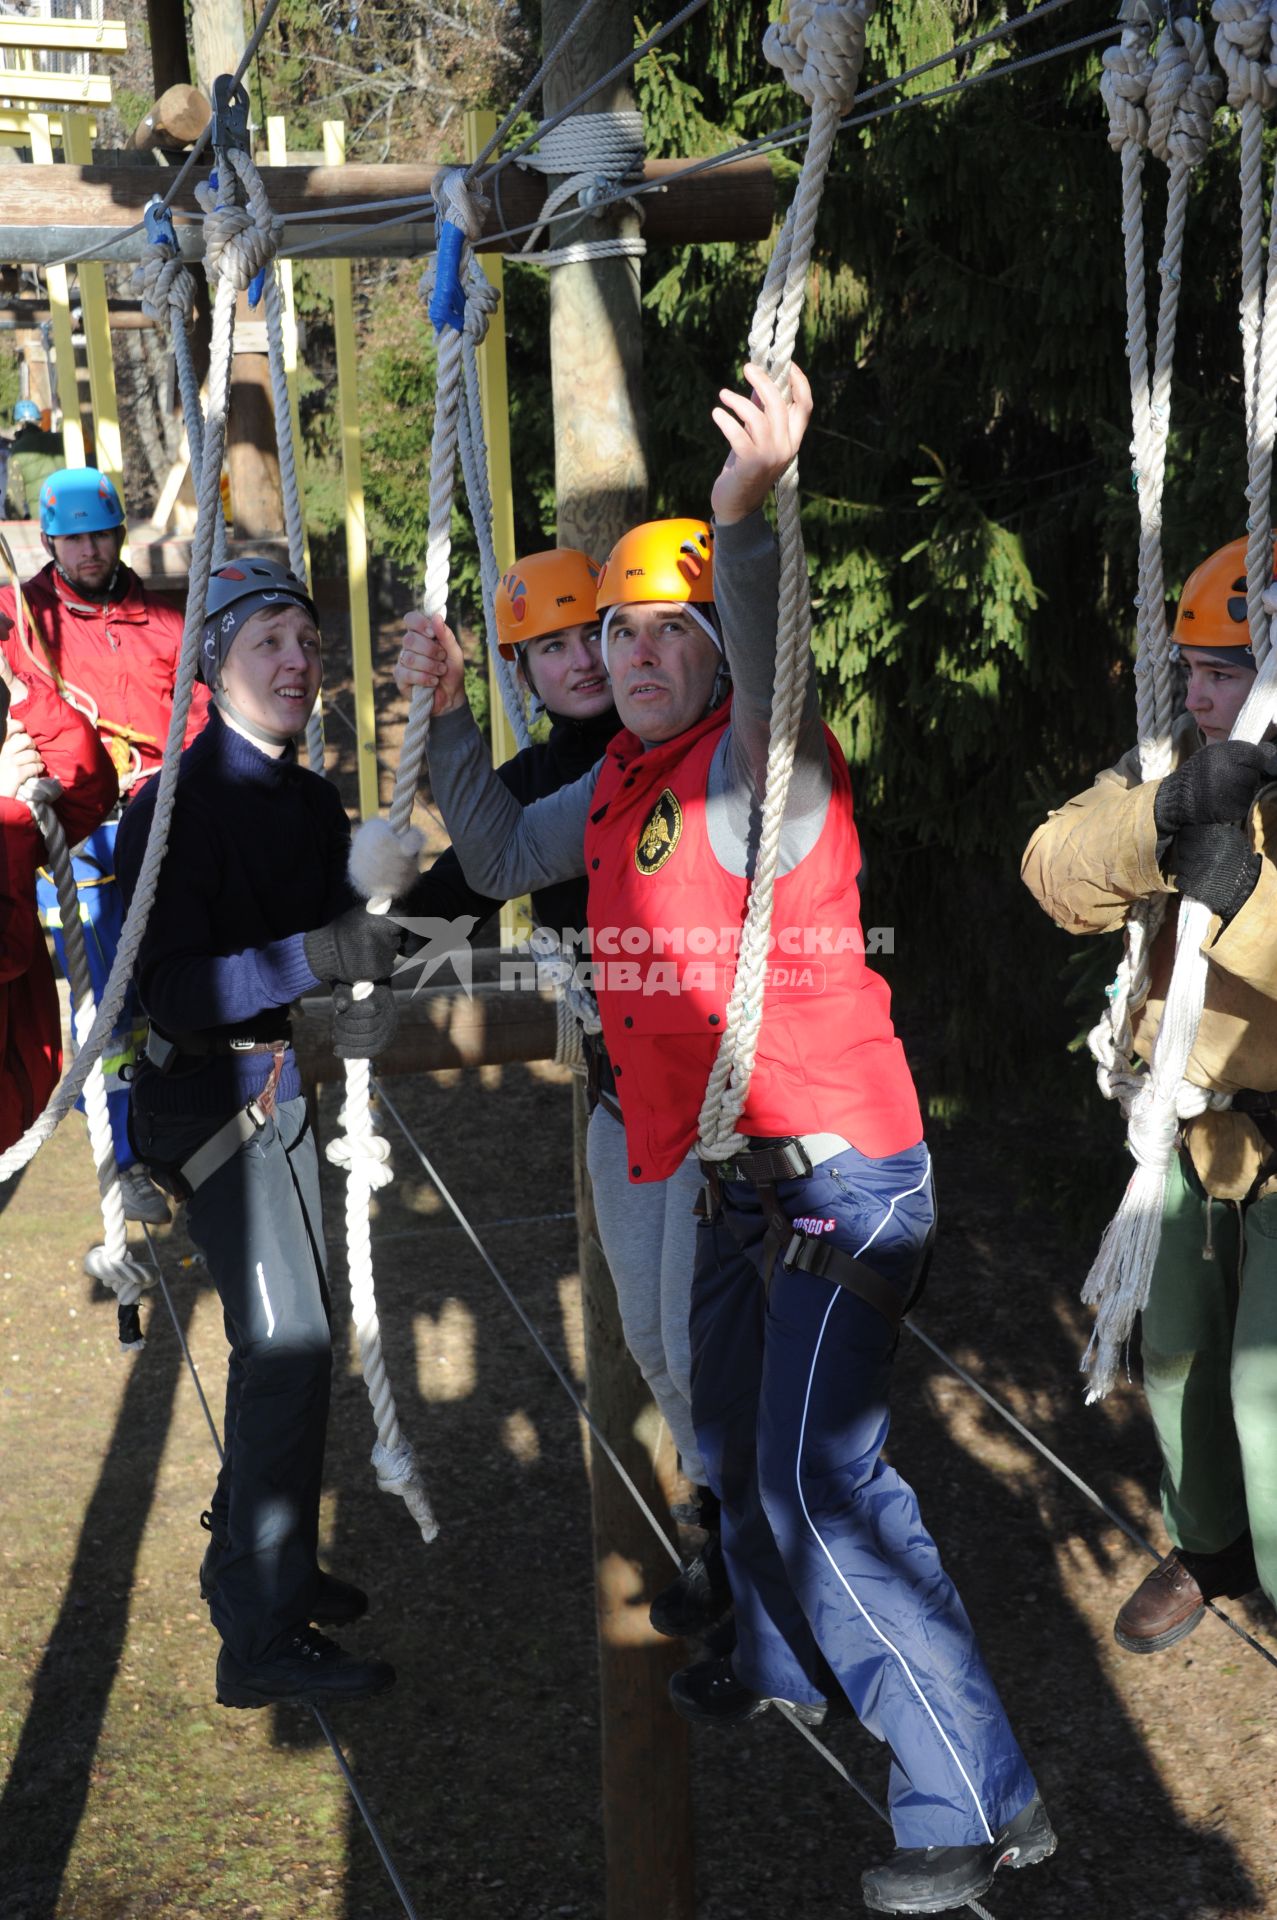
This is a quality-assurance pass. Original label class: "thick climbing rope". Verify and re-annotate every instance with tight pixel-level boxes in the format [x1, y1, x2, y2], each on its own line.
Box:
[1089, 2, 1223, 1114]
[0, 131, 267, 1219]
[698, 0, 875, 1160]
[1081, 0, 1277, 1399]
[327, 164, 508, 1550]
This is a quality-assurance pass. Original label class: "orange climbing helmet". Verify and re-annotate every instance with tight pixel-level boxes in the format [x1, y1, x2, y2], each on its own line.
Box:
[494, 549, 600, 659]
[594, 518, 715, 611]
[1172, 534, 1277, 657]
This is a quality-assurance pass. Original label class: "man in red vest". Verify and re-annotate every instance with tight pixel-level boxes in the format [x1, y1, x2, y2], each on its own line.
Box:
[0, 467, 211, 1221]
[394, 366, 1054, 1915]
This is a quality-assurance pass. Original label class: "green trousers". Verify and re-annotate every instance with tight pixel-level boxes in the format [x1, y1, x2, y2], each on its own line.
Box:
[1141, 1151, 1277, 1605]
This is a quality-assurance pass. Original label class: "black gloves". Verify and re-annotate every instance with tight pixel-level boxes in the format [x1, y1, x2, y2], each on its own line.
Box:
[1153, 741, 1277, 835]
[1166, 822, 1263, 925]
[304, 904, 403, 985]
[331, 981, 399, 1059]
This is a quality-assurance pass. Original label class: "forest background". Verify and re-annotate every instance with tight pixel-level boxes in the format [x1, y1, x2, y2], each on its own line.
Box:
[25, 0, 1259, 1209]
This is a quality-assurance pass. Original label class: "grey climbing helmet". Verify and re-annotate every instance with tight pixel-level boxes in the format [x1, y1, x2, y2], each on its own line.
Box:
[200, 556, 318, 686]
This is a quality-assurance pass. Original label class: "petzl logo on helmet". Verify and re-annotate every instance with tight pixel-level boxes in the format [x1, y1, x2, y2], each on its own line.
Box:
[635, 789, 682, 875]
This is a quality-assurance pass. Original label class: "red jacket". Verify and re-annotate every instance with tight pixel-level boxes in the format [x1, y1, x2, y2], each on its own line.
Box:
[585, 702, 923, 1182]
[0, 562, 210, 792]
[0, 670, 119, 1150]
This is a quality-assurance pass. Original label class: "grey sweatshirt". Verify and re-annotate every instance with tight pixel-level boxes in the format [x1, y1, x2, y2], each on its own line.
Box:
[424, 510, 832, 905]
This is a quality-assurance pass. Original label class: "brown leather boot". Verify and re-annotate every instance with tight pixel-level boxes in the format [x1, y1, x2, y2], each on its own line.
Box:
[1114, 1536, 1258, 1654]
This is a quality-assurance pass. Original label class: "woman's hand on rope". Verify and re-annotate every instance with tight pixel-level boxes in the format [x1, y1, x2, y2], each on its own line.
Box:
[0, 725, 45, 800]
[395, 610, 468, 717]
[710, 361, 814, 526]
[303, 904, 404, 988]
[331, 980, 399, 1060]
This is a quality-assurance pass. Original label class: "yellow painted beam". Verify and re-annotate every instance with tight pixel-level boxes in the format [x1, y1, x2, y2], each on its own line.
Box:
[26, 111, 84, 467]
[0, 20, 127, 52]
[323, 119, 377, 820]
[60, 112, 124, 520]
[464, 108, 529, 943]
[0, 73, 112, 107]
[265, 117, 312, 584]
[0, 112, 95, 137]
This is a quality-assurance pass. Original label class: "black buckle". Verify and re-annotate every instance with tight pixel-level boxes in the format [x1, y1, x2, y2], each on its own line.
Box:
[211, 75, 251, 157]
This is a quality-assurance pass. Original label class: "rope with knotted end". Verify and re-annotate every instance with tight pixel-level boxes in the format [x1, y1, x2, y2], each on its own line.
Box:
[698, 0, 875, 1162]
[516, 111, 646, 269]
[325, 165, 499, 1549]
[131, 206, 216, 552]
[1089, 2, 1223, 1115]
[1081, 0, 1277, 1400]
[0, 269, 246, 1194]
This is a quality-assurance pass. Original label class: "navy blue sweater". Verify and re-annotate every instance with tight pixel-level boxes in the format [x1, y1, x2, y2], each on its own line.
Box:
[116, 709, 352, 1119]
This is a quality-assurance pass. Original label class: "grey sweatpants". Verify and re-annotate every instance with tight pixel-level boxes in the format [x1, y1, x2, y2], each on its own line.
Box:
[586, 1104, 707, 1487]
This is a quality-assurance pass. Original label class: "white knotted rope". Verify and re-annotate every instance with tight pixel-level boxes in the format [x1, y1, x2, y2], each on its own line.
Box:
[22, 776, 151, 1330]
[1090, 5, 1224, 1114]
[527, 925, 602, 1071]
[517, 110, 646, 267]
[1083, 1, 1277, 1398]
[330, 166, 498, 1548]
[698, 0, 874, 1161]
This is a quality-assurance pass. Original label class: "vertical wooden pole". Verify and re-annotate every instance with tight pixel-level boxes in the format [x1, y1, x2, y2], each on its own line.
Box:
[540, 6, 694, 1920]
[464, 107, 529, 946]
[60, 113, 125, 514]
[145, 0, 192, 92]
[191, 0, 285, 542]
[27, 113, 85, 467]
[265, 114, 312, 586]
[323, 118, 378, 820]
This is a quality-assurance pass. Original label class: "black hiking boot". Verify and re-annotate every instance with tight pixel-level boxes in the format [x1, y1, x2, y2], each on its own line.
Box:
[861, 1794, 1057, 1914]
[199, 1511, 369, 1626]
[668, 1652, 827, 1728]
[216, 1628, 395, 1710]
[649, 1531, 733, 1638]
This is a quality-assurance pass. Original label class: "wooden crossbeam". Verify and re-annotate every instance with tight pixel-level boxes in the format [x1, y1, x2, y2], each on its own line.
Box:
[0, 20, 127, 52]
[0, 73, 112, 107]
[0, 154, 773, 262]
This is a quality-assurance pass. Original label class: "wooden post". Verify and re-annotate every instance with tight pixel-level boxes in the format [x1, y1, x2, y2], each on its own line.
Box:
[464, 108, 530, 946]
[60, 114, 125, 514]
[143, 0, 192, 93]
[26, 113, 84, 466]
[541, 6, 694, 1919]
[265, 116, 312, 586]
[324, 118, 378, 820]
[190, 0, 285, 542]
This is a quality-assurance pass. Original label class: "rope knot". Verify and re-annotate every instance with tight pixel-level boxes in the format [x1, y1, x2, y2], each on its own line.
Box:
[431, 165, 489, 244]
[1148, 16, 1225, 165]
[133, 243, 198, 324]
[83, 1244, 154, 1307]
[762, 0, 873, 113]
[195, 165, 280, 292]
[1101, 32, 1156, 150]
[1211, 0, 1277, 109]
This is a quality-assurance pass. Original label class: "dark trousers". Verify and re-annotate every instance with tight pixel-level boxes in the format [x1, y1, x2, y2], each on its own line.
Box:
[690, 1140, 1037, 1849]
[134, 1095, 333, 1662]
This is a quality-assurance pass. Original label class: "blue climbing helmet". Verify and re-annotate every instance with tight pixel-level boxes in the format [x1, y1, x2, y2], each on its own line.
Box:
[13, 399, 41, 426]
[39, 467, 125, 538]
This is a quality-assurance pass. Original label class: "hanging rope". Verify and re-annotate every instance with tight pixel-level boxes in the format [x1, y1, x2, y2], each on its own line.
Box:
[326, 165, 502, 1549]
[1081, 0, 1277, 1399]
[1089, 4, 1223, 1114]
[698, 0, 874, 1160]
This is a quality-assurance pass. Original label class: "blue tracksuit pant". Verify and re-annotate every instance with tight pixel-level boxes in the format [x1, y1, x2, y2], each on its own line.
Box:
[689, 1139, 1038, 1849]
[36, 817, 140, 1170]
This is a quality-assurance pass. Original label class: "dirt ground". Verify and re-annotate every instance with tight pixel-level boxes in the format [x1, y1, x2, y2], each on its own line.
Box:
[1, 1010, 1275, 1920]
[1, 631, 1275, 1918]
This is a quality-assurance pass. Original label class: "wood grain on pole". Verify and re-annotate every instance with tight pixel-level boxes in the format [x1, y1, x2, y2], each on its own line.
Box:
[291, 981, 562, 1081]
[542, 6, 694, 1917]
[131, 84, 210, 153]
